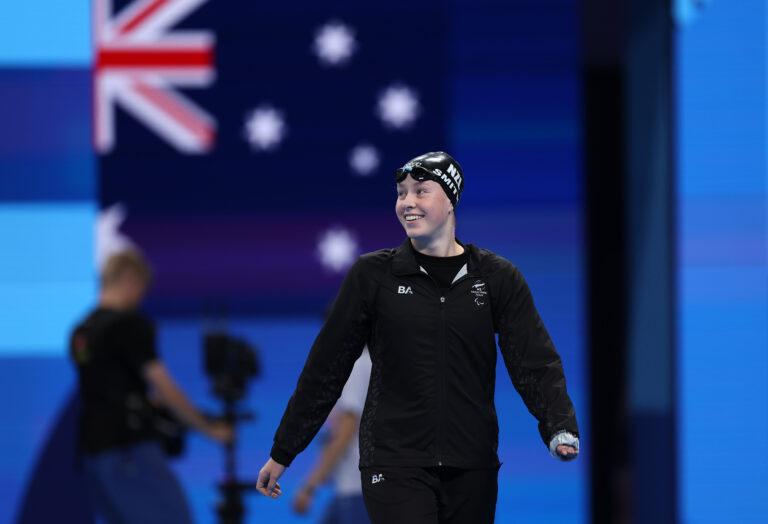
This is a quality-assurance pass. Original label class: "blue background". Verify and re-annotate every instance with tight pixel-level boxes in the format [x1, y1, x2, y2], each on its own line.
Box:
[675, 1, 768, 522]
[0, 1, 586, 523]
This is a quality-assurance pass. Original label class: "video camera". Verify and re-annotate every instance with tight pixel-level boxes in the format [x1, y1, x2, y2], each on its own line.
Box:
[204, 333, 260, 403]
[203, 331, 261, 524]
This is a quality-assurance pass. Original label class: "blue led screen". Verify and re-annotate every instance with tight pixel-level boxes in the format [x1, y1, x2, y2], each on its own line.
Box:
[675, 1, 768, 522]
[0, 1, 587, 522]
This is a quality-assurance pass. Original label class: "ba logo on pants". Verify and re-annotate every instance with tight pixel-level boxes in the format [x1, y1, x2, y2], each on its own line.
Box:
[372, 474, 385, 484]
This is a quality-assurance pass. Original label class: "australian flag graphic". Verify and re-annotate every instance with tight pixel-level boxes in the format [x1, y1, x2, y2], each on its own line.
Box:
[97, 0, 450, 314]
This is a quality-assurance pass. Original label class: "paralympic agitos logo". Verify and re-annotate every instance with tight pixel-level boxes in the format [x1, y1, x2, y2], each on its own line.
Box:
[471, 280, 487, 307]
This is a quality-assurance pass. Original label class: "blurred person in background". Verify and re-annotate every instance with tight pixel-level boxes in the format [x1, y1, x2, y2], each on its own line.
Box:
[70, 250, 233, 524]
[292, 348, 372, 524]
[257, 152, 579, 524]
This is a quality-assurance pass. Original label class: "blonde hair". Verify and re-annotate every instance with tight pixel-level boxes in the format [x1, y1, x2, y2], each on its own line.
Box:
[101, 250, 153, 287]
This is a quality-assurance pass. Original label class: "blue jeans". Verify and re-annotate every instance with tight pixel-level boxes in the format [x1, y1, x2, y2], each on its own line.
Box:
[84, 441, 192, 524]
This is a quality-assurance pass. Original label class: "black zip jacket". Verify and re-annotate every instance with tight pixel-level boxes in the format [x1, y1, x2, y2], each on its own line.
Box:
[271, 239, 579, 469]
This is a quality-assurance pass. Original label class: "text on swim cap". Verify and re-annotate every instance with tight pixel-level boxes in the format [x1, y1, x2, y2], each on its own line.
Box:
[437, 171, 458, 197]
[446, 163, 462, 188]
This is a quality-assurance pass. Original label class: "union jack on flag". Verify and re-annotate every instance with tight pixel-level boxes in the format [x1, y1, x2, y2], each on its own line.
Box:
[94, 0, 216, 153]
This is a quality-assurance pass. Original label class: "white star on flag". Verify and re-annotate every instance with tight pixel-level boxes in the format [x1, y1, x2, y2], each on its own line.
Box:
[244, 106, 286, 151]
[313, 21, 357, 66]
[377, 84, 420, 129]
[96, 203, 136, 270]
[349, 144, 380, 176]
[317, 227, 358, 272]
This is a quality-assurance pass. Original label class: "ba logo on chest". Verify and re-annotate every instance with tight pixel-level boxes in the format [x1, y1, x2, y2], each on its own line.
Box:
[397, 285, 413, 295]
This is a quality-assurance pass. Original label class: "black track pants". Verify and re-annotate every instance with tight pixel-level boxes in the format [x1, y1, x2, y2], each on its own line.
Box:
[360, 466, 499, 524]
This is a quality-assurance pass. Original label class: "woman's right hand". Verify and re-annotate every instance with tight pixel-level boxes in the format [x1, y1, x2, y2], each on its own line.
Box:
[257, 458, 286, 499]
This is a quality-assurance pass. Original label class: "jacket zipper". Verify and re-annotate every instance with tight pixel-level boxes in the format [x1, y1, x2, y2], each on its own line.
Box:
[437, 270, 478, 466]
[438, 291, 446, 466]
[419, 271, 447, 467]
[419, 270, 478, 467]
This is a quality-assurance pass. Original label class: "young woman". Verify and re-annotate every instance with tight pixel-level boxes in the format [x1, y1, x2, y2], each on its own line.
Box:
[257, 152, 579, 523]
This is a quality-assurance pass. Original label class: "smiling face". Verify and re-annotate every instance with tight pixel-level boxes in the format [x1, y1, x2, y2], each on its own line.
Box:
[396, 175, 454, 242]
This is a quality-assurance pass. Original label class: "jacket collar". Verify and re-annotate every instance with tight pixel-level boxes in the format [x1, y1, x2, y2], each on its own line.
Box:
[391, 238, 482, 277]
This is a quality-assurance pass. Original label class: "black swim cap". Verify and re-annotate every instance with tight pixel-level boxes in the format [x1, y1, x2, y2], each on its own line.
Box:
[395, 151, 464, 208]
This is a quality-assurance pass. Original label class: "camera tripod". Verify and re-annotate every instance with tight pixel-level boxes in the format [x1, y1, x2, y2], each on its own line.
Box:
[214, 398, 256, 524]
[202, 324, 261, 524]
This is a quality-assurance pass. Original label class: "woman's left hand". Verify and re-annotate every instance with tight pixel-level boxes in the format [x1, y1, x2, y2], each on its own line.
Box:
[556, 444, 579, 460]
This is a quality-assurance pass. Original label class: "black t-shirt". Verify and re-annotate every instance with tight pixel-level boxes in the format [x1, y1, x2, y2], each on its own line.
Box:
[70, 308, 159, 453]
[413, 245, 469, 289]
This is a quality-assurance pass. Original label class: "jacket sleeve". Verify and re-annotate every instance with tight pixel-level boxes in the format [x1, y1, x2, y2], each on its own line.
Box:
[493, 263, 579, 447]
[270, 257, 375, 466]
